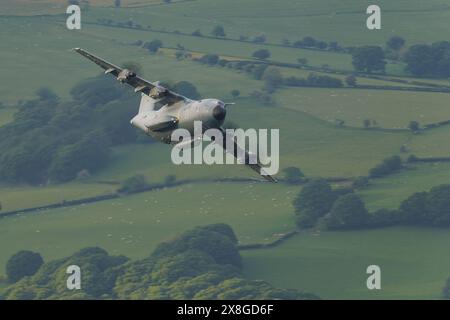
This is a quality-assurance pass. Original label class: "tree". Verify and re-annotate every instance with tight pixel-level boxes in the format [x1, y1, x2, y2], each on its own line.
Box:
[352, 46, 386, 73]
[6, 251, 44, 283]
[282, 167, 305, 184]
[118, 174, 149, 194]
[320, 194, 369, 230]
[230, 90, 240, 98]
[293, 179, 337, 228]
[400, 192, 428, 224]
[425, 184, 450, 226]
[198, 54, 219, 65]
[252, 49, 271, 60]
[408, 121, 420, 132]
[297, 58, 308, 66]
[369, 156, 402, 178]
[211, 25, 226, 38]
[252, 34, 267, 43]
[345, 75, 357, 87]
[386, 36, 405, 51]
[173, 81, 201, 99]
[252, 64, 268, 80]
[192, 29, 203, 37]
[403, 41, 450, 78]
[301, 36, 316, 47]
[36, 87, 58, 101]
[262, 67, 283, 92]
[144, 39, 163, 53]
[48, 130, 111, 183]
[352, 176, 369, 189]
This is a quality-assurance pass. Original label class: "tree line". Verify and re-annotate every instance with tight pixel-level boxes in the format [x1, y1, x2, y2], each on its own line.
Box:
[0, 224, 318, 300]
[293, 177, 450, 231]
[0, 75, 201, 185]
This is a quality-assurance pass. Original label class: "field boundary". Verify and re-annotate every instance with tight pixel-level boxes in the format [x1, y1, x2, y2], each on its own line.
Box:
[0, 177, 266, 219]
[238, 230, 300, 250]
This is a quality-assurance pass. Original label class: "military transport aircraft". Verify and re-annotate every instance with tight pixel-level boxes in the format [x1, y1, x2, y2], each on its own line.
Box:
[73, 48, 276, 182]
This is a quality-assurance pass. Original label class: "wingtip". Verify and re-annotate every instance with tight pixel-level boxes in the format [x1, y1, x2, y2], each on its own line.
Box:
[265, 175, 278, 183]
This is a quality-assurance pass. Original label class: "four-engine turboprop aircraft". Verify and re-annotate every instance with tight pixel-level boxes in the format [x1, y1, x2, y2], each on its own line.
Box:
[73, 48, 276, 182]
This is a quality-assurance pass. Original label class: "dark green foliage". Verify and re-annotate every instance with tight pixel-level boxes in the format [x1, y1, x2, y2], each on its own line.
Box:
[283, 73, 343, 88]
[400, 185, 450, 226]
[1, 225, 315, 300]
[36, 87, 58, 101]
[369, 156, 402, 178]
[198, 54, 220, 65]
[320, 194, 369, 230]
[192, 29, 202, 37]
[0, 77, 141, 185]
[352, 176, 369, 189]
[408, 121, 420, 132]
[404, 41, 450, 78]
[143, 39, 163, 53]
[6, 251, 44, 283]
[262, 67, 283, 92]
[252, 49, 271, 60]
[230, 89, 240, 98]
[345, 75, 357, 86]
[301, 36, 316, 47]
[172, 81, 201, 99]
[293, 179, 337, 228]
[48, 130, 110, 183]
[368, 209, 402, 228]
[352, 46, 386, 73]
[252, 34, 267, 43]
[387, 36, 405, 51]
[424, 185, 450, 226]
[152, 224, 241, 268]
[3, 247, 128, 299]
[252, 64, 269, 80]
[282, 167, 305, 185]
[118, 175, 150, 194]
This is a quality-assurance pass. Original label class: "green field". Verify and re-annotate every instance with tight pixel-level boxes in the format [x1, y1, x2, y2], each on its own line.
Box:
[0, 108, 14, 126]
[277, 88, 450, 129]
[1, 0, 450, 299]
[0, 181, 297, 272]
[242, 227, 450, 299]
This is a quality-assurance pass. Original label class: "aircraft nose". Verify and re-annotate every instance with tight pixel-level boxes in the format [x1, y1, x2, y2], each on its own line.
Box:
[212, 104, 226, 121]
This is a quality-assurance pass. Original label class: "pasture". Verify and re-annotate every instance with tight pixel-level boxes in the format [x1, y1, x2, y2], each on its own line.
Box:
[242, 227, 450, 299]
[1, 0, 450, 299]
[277, 88, 450, 129]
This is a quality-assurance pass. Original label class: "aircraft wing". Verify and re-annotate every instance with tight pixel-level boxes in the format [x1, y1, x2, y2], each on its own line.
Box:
[214, 128, 277, 182]
[73, 48, 187, 103]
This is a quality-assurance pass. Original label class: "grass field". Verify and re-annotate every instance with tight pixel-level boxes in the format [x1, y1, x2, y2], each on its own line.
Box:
[277, 88, 450, 129]
[406, 126, 450, 158]
[0, 181, 297, 273]
[242, 227, 450, 299]
[85, 0, 450, 46]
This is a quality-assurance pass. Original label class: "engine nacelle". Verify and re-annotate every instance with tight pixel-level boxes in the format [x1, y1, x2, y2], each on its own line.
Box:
[149, 85, 167, 99]
[117, 69, 136, 82]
